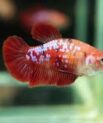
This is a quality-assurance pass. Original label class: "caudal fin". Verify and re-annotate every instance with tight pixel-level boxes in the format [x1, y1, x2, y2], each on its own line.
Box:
[3, 36, 31, 83]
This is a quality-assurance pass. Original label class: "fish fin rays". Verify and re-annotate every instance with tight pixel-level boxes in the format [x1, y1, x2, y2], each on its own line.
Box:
[29, 67, 77, 87]
[3, 36, 31, 82]
[31, 23, 62, 43]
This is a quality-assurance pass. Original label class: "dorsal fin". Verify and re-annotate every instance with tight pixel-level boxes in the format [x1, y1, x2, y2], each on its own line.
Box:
[31, 23, 62, 43]
[3, 36, 30, 82]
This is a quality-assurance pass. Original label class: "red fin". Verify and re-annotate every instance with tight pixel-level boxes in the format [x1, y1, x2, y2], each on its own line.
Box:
[29, 66, 77, 87]
[3, 36, 31, 82]
[56, 72, 77, 86]
[31, 23, 62, 43]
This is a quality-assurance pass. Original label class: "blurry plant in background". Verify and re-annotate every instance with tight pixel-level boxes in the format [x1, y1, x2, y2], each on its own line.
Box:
[19, 4, 70, 31]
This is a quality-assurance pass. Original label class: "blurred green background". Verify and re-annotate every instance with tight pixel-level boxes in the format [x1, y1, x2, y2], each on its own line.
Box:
[0, 0, 103, 123]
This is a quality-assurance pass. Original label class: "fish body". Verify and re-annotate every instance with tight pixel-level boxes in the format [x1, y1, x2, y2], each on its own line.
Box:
[3, 23, 103, 87]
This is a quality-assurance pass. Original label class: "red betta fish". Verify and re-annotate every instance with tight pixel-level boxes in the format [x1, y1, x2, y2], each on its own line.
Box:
[3, 23, 103, 87]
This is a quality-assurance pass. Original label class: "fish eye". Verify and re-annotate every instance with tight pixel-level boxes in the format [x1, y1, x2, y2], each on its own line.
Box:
[100, 58, 103, 64]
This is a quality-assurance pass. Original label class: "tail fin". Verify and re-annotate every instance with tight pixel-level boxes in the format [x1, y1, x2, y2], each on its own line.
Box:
[3, 36, 30, 83]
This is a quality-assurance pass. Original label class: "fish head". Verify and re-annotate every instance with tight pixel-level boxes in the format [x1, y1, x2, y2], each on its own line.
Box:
[84, 50, 103, 75]
[94, 54, 103, 71]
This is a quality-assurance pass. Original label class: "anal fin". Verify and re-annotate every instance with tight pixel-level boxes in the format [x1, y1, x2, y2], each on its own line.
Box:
[29, 66, 77, 87]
